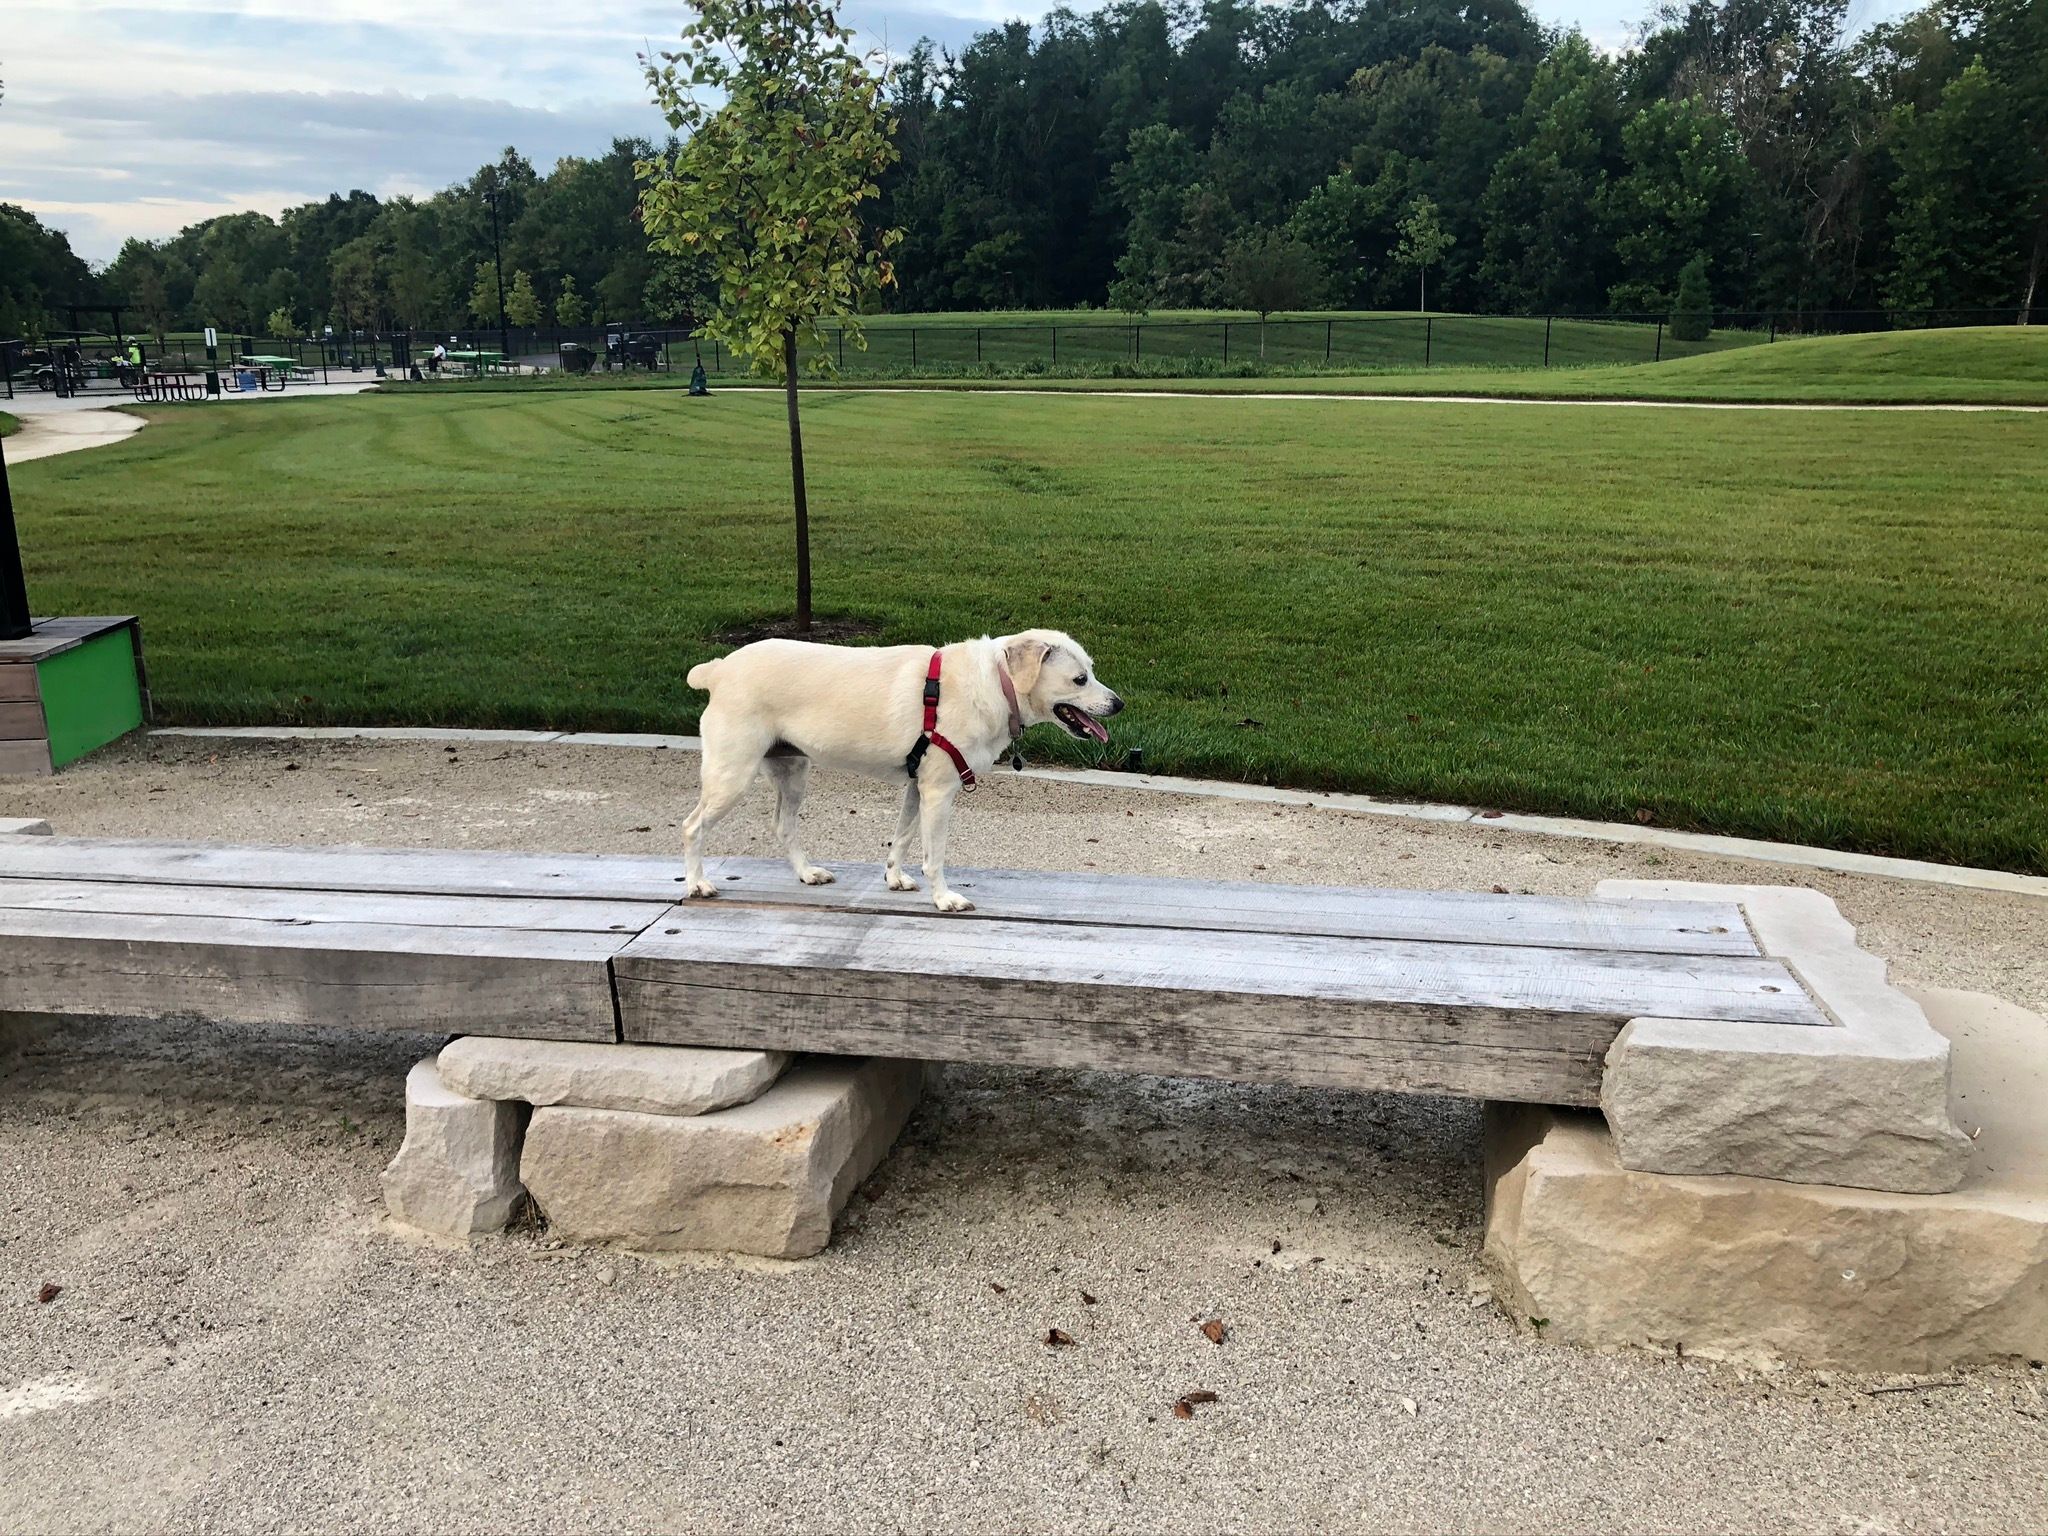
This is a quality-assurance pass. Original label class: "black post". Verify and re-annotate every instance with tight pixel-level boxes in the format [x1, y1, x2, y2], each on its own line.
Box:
[1325, 318, 1332, 363]
[1425, 316, 1433, 367]
[910, 327, 917, 369]
[485, 178, 509, 364]
[976, 327, 981, 364]
[1222, 322, 1229, 363]
[1654, 319, 1664, 362]
[1050, 324, 1057, 366]
[204, 325, 221, 397]
[782, 329, 812, 633]
[837, 330, 844, 371]
[0, 434, 32, 641]
[1132, 324, 1140, 363]
[1543, 315, 1553, 368]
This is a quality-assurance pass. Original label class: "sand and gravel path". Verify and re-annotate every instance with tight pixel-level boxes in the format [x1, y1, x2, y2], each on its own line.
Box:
[2, 734, 2043, 1534]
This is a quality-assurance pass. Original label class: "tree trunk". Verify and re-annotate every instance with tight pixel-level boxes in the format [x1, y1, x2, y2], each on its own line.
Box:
[1259, 315, 1267, 359]
[2022, 213, 2045, 325]
[783, 328, 812, 633]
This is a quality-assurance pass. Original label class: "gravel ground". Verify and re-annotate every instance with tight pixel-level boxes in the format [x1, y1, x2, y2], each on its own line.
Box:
[3, 735, 2044, 1535]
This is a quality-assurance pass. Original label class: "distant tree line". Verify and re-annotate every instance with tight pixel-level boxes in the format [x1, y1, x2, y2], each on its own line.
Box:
[1, 0, 2041, 347]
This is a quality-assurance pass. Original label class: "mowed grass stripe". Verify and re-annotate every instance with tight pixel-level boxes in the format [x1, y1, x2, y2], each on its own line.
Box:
[14, 387, 2046, 871]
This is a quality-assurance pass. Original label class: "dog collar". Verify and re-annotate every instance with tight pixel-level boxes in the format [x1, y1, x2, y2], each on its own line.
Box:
[996, 664, 1025, 743]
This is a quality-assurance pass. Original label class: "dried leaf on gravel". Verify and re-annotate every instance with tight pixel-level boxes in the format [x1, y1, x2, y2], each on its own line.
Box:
[1173, 1390, 1221, 1419]
[1080, 1291, 1098, 1306]
[1199, 1319, 1227, 1345]
[37, 1283, 61, 1304]
[989, 1282, 1007, 1294]
[1044, 1328, 1077, 1347]
[1490, 884, 1509, 894]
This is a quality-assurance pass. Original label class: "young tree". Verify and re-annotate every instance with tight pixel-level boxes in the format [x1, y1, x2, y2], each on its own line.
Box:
[467, 260, 502, 326]
[504, 269, 542, 327]
[1396, 196, 1455, 312]
[1670, 252, 1713, 340]
[640, 0, 902, 633]
[554, 273, 589, 327]
[1219, 228, 1324, 356]
[265, 305, 297, 339]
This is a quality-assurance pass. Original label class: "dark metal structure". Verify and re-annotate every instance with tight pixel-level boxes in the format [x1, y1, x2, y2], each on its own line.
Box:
[0, 435, 32, 640]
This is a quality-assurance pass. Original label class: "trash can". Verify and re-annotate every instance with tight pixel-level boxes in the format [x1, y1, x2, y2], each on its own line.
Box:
[559, 343, 595, 376]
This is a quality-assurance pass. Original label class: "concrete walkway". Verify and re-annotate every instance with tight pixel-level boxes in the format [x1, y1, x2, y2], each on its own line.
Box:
[4, 409, 147, 463]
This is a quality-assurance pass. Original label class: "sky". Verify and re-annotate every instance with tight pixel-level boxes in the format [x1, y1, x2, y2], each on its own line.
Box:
[3, 0, 1917, 264]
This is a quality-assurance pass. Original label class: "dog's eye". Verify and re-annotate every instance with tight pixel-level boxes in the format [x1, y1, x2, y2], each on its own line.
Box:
[1073, 675, 1086, 686]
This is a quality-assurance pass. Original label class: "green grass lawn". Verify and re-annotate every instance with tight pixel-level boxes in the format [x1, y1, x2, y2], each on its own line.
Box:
[0, 411, 18, 438]
[14, 387, 2046, 870]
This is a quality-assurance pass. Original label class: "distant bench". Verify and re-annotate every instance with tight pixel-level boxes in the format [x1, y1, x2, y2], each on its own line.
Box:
[0, 835, 1826, 1108]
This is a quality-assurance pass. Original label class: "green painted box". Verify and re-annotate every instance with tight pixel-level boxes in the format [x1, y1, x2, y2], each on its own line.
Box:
[0, 616, 150, 775]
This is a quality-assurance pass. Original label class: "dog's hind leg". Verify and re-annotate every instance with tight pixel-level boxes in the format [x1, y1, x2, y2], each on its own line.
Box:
[681, 734, 766, 899]
[917, 784, 972, 913]
[885, 782, 921, 892]
[762, 755, 834, 887]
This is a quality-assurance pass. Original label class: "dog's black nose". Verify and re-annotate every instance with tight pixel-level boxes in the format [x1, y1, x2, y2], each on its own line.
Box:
[1105, 693, 1126, 716]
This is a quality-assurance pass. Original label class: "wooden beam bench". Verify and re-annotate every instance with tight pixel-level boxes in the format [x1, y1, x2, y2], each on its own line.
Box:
[0, 835, 1827, 1107]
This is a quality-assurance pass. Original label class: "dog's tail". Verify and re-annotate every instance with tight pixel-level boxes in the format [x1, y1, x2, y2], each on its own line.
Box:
[686, 658, 722, 691]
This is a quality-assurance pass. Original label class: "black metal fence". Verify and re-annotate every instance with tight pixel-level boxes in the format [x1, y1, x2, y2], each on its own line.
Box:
[4, 306, 2035, 398]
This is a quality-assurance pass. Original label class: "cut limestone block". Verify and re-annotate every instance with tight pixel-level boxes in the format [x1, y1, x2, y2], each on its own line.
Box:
[437, 1035, 788, 1116]
[381, 1057, 528, 1237]
[1599, 881, 1970, 1193]
[1485, 985, 2048, 1372]
[520, 1056, 926, 1258]
[0, 819, 52, 836]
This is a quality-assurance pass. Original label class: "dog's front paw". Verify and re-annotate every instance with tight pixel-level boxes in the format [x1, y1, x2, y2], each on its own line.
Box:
[885, 870, 920, 892]
[932, 891, 975, 914]
[686, 880, 720, 899]
[797, 866, 837, 887]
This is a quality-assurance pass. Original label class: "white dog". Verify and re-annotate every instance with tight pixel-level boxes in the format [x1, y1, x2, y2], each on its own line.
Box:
[682, 629, 1123, 912]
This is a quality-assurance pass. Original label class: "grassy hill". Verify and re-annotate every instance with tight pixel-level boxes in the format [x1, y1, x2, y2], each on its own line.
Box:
[856, 326, 2047, 405]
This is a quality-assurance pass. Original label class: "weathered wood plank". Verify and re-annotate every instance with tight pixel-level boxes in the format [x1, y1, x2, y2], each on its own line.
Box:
[0, 739, 52, 777]
[0, 666, 38, 703]
[0, 877, 667, 935]
[637, 974, 1612, 1105]
[614, 905, 1827, 1105]
[0, 908, 620, 1037]
[620, 905, 1822, 1025]
[0, 701, 49, 740]
[0, 840, 1758, 957]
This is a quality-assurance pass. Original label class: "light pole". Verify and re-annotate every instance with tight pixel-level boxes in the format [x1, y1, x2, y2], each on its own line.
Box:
[483, 175, 510, 362]
[0, 433, 32, 640]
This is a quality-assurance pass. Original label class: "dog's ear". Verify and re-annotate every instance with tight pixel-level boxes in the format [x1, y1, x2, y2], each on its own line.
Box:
[1004, 634, 1051, 694]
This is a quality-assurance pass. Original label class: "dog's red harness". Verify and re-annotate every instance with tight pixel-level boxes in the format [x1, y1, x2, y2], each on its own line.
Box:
[905, 651, 1022, 792]
[905, 652, 979, 789]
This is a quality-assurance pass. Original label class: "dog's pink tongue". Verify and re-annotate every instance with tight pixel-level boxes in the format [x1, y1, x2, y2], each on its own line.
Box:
[1081, 713, 1109, 743]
